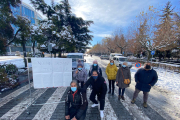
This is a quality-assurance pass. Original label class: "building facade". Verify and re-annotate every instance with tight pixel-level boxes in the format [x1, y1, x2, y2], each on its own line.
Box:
[7, 2, 43, 55]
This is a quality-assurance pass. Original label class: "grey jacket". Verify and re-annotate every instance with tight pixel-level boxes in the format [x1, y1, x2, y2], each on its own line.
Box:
[73, 68, 87, 82]
[116, 67, 131, 89]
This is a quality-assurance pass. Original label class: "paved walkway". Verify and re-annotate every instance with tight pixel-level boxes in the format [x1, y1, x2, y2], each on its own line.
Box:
[0, 57, 179, 120]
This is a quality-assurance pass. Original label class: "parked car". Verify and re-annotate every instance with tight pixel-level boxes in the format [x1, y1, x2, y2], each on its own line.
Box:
[100, 55, 109, 60]
[67, 53, 86, 71]
[113, 56, 132, 68]
[109, 53, 123, 60]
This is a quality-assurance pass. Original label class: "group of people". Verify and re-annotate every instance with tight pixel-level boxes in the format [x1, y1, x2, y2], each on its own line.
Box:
[65, 59, 158, 120]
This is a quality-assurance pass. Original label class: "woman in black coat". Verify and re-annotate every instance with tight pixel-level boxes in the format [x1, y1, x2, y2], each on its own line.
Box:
[65, 80, 88, 120]
[83, 70, 107, 119]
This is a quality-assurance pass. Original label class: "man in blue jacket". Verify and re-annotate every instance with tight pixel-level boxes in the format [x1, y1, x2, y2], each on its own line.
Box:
[131, 62, 158, 108]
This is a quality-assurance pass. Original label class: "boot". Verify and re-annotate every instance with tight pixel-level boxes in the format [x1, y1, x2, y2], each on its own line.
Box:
[131, 99, 136, 104]
[121, 96, 125, 100]
[118, 95, 121, 100]
[108, 90, 111, 94]
[143, 102, 147, 108]
[112, 89, 114, 95]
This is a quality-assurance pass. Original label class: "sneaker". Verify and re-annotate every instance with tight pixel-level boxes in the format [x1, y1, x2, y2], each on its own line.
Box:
[100, 110, 104, 118]
[131, 99, 136, 104]
[118, 95, 121, 100]
[121, 96, 125, 100]
[91, 104, 99, 107]
[143, 102, 147, 108]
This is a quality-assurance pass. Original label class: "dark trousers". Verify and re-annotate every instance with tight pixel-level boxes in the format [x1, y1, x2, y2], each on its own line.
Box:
[119, 88, 125, 96]
[133, 88, 149, 103]
[90, 90, 106, 110]
[108, 80, 115, 91]
[77, 81, 84, 88]
[66, 107, 88, 120]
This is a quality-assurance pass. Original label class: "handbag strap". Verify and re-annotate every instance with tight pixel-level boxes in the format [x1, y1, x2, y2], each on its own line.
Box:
[121, 68, 125, 79]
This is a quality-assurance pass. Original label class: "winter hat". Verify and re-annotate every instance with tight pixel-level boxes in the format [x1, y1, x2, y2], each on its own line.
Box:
[77, 63, 83, 68]
[93, 60, 98, 64]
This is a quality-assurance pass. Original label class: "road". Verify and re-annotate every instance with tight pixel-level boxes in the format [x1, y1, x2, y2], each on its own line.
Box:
[0, 56, 179, 120]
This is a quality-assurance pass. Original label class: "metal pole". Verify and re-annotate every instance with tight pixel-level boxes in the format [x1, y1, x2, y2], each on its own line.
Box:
[151, 55, 153, 63]
[27, 58, 32, 104]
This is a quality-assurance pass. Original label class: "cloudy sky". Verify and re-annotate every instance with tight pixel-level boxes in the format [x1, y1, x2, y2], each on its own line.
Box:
[23, 0, 180, 46]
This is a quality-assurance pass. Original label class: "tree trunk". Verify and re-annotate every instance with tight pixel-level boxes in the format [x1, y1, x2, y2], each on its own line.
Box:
[147, 50, 151, 61]
[54, 53, 56, 58]
[121, 48, 123, 54]
[58, 51, 62, 57]
[32, 41, 35, 56]
[22, 40, 27, 67]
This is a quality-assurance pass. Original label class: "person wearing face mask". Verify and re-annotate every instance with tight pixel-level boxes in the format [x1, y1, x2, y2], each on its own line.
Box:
[65, 80, 88, 120]
[83, 70, 107, 118]
[131, 62, 158, 108]
[116, 62, 131, 100]
[89, 60, 102, 77]
[73, 63, 87, 88]
[105, 60, 118, 95]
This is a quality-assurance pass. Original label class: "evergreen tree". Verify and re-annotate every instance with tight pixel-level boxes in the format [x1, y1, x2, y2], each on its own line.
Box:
[0, 0, 21, 55]
[30, 0, 93, 56]
[14, 16, 31, 67]
[155, 1, 176, 51]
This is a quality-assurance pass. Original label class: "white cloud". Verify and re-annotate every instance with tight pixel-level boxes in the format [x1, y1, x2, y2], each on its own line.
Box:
[94, 34, 112, 38]
[67, 0, 157, 26]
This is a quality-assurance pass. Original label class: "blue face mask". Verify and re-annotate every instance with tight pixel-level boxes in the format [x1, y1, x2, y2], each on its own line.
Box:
[110, 63, 113, 65]
[92, 76, 98, 80]
[71, 87, 77, 92]
[122, 65, 126, 68]
[93, 64, 97, 66]
[78, 68, 82, 71]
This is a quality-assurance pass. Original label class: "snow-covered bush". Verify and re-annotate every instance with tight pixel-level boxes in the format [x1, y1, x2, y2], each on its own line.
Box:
[6, 64, 18, 75]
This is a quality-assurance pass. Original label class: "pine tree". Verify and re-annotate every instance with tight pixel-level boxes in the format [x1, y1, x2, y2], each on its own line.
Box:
[154, 1, 176, 51]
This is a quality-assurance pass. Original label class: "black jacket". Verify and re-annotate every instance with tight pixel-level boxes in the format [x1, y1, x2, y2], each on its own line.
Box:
[84, 75, 107, 94]
[65, 89, 88, 119]
[89, 65, 102, 77]
[135, 68, 158, 92]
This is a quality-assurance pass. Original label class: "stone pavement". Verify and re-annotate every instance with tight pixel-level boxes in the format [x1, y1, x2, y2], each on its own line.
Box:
[0, 57, 176, 120]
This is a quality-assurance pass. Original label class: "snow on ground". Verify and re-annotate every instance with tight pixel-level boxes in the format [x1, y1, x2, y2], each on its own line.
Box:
[93, 56, 180, 94]
[0, 56, 22, 61]
[90, 56, 180, 106]
[1, 55, 179, 103]
[1, 56, 179, 94]
[87, 56, 180, 119]
[0, 56, 32, 68]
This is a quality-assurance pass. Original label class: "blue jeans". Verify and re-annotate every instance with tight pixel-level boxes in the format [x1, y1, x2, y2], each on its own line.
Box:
[119, 88, 125, 96]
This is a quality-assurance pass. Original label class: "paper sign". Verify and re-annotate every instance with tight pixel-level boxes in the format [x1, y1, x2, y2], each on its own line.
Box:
[32, 58, 72, 88]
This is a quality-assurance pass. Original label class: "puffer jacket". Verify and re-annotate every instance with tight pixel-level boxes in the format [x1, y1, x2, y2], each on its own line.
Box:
[135, 68, 158, 92]
[73, 68, 87, 82]
[105, 63, 118, 80]
[65, 88, 88, 119]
